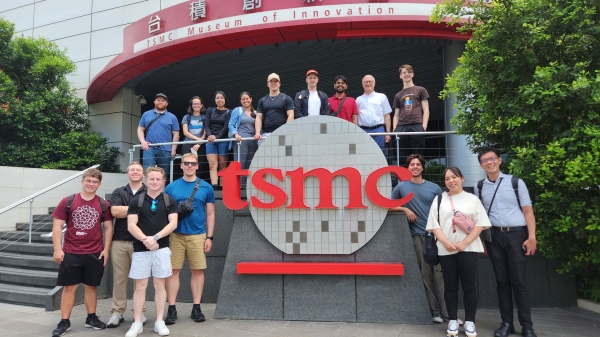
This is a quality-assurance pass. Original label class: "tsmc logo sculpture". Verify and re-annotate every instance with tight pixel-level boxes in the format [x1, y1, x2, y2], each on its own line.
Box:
[219, 116, 413, 255]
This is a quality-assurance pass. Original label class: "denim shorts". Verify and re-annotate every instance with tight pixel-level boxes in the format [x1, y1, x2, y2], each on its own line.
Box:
[206, 141, 229, 156]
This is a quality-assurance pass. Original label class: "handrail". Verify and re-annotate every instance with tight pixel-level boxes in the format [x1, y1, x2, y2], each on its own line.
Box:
[0, 164, 99, 244]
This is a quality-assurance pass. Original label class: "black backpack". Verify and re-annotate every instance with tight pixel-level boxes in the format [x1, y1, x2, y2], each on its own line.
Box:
[476, 175, 522, 209]
[66, 194, 106, 223]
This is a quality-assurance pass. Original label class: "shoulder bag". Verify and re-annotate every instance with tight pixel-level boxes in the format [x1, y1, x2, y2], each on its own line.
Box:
[177, 179, 201, 220]
[422, 194, 442, 265]
[448, 193, 475, 234]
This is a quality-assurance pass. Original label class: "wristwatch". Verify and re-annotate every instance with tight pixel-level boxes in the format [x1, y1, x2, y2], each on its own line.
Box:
[206, 236, 214, 241]
[153, 234, 160, 241]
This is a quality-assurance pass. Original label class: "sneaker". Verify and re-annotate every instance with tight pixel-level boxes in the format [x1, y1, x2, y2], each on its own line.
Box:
[125, 322, 143, 337]
[84, 314, 106, 330]
[443, 317, 464, 325]
[432, 314, 443, 323]
[107, 314, 124, 328]
[464, 321, 477, 337]
[190, 307, 206, 322]
[446, 320, 459, 337]
[142, 313, 148, 325]
[164, 308, 178, 325]
[52, 319, 71, 337]
[154, 320, 170, 336]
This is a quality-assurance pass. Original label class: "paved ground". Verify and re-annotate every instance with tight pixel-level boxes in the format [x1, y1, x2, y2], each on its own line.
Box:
[1, 298, 598, 337]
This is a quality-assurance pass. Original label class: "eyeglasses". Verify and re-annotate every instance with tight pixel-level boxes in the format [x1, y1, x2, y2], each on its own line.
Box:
[151, 200, 158, 213]
[363, 81, 374, 84]
[480, 156, 499, 164]
[84, 179, 100, 185]
[182, 162, 198, 166]
[192, 103, 202, 106]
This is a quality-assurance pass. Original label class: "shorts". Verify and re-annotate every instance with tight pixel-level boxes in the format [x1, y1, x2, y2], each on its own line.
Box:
[129, 248, 172, 279]
[205, 141, 229, 156]
[57, 252, 105, 287]
[170, 232, 207, 270]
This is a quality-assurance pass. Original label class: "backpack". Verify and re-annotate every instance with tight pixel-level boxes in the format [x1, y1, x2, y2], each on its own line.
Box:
[136, 192, 171, 214]
[66, 194, 106, 223]
[476, 175, 522, 209]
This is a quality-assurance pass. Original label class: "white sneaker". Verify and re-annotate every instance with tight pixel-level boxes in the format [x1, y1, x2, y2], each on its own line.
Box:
[141, 314, 147, 325]
[457, 318, 463, 325]
[125, 322, 143, 337]
[154, 320, 170, 336]
[446, 320, 459, 337]
[432, 315, 443, 323]
[107, 314, 124, 328]
[464, 321, 477, 337]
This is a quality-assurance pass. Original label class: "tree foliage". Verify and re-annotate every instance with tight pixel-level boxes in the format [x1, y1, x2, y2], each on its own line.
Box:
[432, 0, 600, 301]
[0, 19, 120, 172]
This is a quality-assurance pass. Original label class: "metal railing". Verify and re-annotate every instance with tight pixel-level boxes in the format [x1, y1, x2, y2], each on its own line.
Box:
[0, 164, 100, 244]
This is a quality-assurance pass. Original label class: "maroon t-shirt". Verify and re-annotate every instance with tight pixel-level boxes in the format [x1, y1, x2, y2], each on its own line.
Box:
[52, 194, 113, 254]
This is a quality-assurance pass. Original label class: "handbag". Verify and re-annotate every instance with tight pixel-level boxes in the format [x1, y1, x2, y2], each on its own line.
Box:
[177, 179, 201, 220]
[448, 193, 475, 234]
[422, 195, 442, 265]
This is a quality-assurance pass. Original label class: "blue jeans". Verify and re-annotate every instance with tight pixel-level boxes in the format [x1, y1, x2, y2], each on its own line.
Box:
[361, 125, 386, 153]
[142, 147, 171, 176]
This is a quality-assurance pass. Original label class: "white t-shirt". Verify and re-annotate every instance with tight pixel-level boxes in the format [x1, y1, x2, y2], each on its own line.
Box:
[307, 90, 320, 116]
[426, 191, 491, 255]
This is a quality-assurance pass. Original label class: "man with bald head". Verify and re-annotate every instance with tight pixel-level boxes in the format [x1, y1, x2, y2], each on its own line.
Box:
[355, 75, 392, 153]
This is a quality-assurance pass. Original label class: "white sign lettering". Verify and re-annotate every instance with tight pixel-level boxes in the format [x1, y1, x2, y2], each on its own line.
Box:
[148, 15, 161, 33]
[243, 0, 261, 11]
[190, 0, 207, 21]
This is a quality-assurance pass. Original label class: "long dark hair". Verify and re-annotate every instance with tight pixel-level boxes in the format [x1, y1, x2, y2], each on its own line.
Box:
[187, 96, 206, 115]
[240, 91, 256, 118]
[214, 91, 229, 109]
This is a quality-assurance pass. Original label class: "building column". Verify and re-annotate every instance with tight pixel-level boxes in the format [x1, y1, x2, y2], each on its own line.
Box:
[444, 41, 484, 187]
[89, 87, 142, 171]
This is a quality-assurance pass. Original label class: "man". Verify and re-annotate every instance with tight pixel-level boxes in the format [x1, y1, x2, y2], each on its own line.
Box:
[389, 154, 448, 323]
[393, 65, 430, 165]
[355, 75, 392, 153]
[137, 93, 180, 176]
[293, 69, 330, 118]
[475, 148, 538, 337]
[328, 75, 358, 125]
[51, 168, 114, 337]
[106, 162, 147, 328]
[254, 73, 294, 146]
[125, 167, 178, 337]
[164, 153, 216, 325]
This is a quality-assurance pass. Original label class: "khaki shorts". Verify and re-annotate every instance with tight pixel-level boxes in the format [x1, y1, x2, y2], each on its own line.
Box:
[169, 232, 207, 270]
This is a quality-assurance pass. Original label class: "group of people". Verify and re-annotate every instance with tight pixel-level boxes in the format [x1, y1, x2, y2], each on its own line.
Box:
[390, 149, 538, 337]
[51, 154, 215, 337]
[137, 65, 431, 188]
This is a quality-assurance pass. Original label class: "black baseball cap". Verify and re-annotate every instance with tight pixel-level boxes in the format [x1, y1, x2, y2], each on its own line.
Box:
[155, 93, 168, 101]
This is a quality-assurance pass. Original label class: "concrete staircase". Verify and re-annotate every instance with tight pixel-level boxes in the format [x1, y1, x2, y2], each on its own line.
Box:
[0, 208, 58, 309]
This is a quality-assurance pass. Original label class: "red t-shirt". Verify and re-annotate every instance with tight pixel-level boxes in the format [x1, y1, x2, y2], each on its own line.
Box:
[52, 194, 113, 254]
[328, 94, 358, 123]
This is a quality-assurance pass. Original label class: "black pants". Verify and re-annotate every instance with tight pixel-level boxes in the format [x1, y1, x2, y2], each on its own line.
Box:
[182, 143, 210, 182]
[439, 252, 479, 322]
[485, 229, 532, 328]
[395, 123, 425, 166]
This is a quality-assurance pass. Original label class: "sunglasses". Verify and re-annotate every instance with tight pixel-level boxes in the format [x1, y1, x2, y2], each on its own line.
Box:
[182, 162, 198, 166]
[151, 199, 158, 212]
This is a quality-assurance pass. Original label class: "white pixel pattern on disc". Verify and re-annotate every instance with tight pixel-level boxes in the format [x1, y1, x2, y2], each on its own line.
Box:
[248, 116, 390, 254]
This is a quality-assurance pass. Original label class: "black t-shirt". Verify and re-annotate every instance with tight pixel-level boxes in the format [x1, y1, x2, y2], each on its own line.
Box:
[257, 93, 294, 133]
[205, 107, 231, 139]
[108, 184, 147, 241]
[127, 192, 178, 252]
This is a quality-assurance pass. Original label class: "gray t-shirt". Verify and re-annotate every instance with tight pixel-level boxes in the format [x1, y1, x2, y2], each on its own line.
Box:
[391, 180, 442, 236]
[182, 114, 205, 141]
[237, 113, 256, 136]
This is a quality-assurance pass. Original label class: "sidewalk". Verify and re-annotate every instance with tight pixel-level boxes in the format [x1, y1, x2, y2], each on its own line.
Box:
[1, 298, 598, 336]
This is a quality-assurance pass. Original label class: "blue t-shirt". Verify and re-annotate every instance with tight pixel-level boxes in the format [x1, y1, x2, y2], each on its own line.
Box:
[139, 109, 180, 151]
[391, 180, 442, 236]
[164, 178, 215, 235]
[182, 114, 205, 141]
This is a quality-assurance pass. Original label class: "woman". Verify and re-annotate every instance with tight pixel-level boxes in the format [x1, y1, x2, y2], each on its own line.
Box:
[426, 166, 491, 337]
[204, 91, 231, 189]
[228, 92, 258, 190]
[181, 96, 209, 181]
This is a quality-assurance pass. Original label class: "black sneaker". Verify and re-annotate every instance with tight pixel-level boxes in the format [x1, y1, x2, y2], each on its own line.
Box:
[190, 307, 206, 322]
[84, 314, 107, 330]
[165, 308, 178, 325]
[52, 319, 71, 337]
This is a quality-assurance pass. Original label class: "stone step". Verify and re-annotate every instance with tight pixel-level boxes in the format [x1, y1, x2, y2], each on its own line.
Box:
[0, 282, 50, 308]
[33, 214, 55, 221]
[0, 266, 57, 288]
[15, 222, 54, 231]
[0, 231, 52, 243]
[0, 251, 58, 271]
[0, 241, 54, 256]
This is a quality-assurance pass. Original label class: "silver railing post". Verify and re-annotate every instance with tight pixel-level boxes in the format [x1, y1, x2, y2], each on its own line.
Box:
[170, 157, 174, 183]
[28, 199, 34, 244]
[129, 148, 134, 164]
[396, 135, 400, 166]
[237, 141, 241, 162]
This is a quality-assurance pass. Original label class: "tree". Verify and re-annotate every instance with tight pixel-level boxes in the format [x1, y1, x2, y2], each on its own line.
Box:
[0, 18, 120, 172]
[432, 0, 600, 301]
